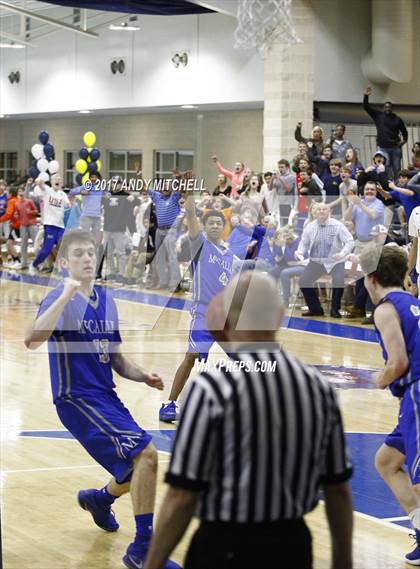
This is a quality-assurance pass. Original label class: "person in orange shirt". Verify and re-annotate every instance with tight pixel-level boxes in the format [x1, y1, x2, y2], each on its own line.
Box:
[203, 195, 234, 240]
[0, 187, 21, 268]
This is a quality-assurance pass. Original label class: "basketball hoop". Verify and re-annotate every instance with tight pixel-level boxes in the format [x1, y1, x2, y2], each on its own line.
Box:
[234, 0, 301, 54]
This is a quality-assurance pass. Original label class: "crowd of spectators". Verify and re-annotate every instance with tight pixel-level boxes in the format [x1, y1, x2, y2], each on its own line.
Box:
[0, 87, 419, 320]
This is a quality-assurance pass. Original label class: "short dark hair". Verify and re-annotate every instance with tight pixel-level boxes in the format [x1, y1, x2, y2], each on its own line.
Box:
[360, 245, 408, 287]
[335, 123, 346, 131]
[59, 229, 96, 259]
[278, 159, 290, 168]
[302, 167, 313, 176]
[89, 171, 101, 180]
[399, 169, 410, 178]
[202, 209, 225, 226]
[264, 171, 273, 177]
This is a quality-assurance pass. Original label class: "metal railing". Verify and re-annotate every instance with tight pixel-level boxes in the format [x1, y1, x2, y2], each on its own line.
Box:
[362, 123, 420, 168]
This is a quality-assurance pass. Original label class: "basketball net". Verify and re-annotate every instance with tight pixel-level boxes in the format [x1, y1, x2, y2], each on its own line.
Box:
[234, 0, 301, 54]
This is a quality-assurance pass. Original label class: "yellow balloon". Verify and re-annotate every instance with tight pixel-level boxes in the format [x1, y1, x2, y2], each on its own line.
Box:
[96, 159, 102, 172]
[87, 157, 91, 163]
[75, 159, 88, 174]
[83, 131, 96, 147]
[82, 172, 90, 184]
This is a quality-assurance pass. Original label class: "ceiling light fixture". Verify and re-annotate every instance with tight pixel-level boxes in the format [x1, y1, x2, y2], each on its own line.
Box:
[79, 110, 91, 114]
[180, 105, 197, 109]
[109, 23, 140, 31]
[0, 42, 25, 49]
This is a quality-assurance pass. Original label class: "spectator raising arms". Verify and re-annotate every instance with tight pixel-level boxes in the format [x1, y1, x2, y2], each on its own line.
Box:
[295, 122, 324, 156]
[212, 155, 245, 198]
[363, 86, 408, 179]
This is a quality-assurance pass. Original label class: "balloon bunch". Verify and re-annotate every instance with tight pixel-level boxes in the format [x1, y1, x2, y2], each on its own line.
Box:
[75, 131, 102, 185]
[29, 131, 59, 182]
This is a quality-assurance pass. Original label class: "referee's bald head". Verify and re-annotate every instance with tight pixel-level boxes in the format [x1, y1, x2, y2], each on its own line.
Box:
[206, 271, 284, 347]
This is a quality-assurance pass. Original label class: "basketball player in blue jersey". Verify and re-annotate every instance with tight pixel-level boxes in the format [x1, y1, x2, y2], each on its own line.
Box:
[159, 191, 239, 422]
[361, 245, 420, 565]
[24, 229, 180, 569]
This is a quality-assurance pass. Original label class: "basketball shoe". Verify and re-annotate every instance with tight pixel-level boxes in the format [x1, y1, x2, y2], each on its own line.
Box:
[77, 489, 119, 532]
[123, 542, 181, 569]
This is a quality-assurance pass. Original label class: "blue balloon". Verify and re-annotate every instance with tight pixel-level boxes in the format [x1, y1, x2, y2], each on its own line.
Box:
[39, 130, 49, 145]
[31, 159, 38, 168]
[79, 148, 89, 160]
[75, 173, 83, 185]
[88, 161, 98, 172]
[29, 166, 39, 178]
[90, 148, 100, 161]
[44, 143, 54, 159]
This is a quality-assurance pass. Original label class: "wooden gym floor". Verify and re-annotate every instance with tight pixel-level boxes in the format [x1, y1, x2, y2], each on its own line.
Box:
[0, 271, 412, 568]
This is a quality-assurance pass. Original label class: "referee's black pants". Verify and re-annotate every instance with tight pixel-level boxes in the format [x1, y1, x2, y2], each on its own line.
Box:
[184, 519, 312, 569]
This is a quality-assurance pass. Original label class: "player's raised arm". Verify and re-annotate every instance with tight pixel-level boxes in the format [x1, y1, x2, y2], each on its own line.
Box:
[24, 278, 81, 350]
[111, 344, 164, 390]
[185, 190, 200, 240]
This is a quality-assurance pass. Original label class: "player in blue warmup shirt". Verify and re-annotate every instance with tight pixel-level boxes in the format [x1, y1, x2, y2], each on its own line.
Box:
[361, 245, 420, 566]
[24, 229, 180, 569]
[159, 191, 240, 422]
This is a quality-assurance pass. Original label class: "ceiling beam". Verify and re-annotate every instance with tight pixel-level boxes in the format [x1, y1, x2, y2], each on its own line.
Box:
[0, 1, 98, 38]
[31, 13, 125, 40]
[0, 29, 37, 47]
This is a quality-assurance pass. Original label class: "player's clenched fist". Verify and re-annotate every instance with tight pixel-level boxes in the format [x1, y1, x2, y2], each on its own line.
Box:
[62, 277, 81, 299]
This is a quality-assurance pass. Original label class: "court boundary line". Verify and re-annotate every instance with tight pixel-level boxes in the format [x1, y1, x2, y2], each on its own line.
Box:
[1, 273, 378, 344]
[0, 463, 411, 534]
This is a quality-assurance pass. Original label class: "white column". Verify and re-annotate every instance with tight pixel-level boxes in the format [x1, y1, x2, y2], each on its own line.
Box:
[263, 0, 314, 171]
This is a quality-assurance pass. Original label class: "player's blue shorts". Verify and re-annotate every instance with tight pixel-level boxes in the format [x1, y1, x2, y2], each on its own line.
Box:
[187, 305, 214, 362]
[385, 381, 420, 485]
[55, 392, 152, 484]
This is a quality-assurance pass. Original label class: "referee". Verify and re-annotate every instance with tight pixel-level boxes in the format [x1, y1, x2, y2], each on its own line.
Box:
[144, 272, 353, 569]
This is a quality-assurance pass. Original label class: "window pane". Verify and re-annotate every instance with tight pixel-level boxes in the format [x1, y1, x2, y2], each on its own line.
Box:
[66, 152, 74, 170]
[109, 171, 125, 180]
[109, 152, 125, 170]
[9, 152, 17, 169]
[127, 153, 142, 172]
[65, 171, 76, 188]
[156, 152, 175, 172]
[0, 154, 5, 169]
[6, 170, 17, 184]
[177, 153, 194, 171]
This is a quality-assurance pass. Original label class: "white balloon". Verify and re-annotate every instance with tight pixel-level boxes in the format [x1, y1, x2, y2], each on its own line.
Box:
[48, 160, 59, 174]
[31, 144, 44, 160]
[38, 172, 50, 182]
[37, 158, 49, 172]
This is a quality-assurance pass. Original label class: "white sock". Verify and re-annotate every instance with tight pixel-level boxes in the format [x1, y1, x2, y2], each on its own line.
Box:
[409, 507, 420, 530]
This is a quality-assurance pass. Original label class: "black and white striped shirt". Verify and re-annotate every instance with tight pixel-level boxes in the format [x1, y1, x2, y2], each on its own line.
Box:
[166, 346, 352, 523]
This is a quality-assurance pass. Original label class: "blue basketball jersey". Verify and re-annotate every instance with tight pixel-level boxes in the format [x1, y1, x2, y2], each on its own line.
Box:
[190, 232, 235, 307]
[375, 291, 420, 397]
[0, 193, 7, 217]
[37, 285, 122, 402]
